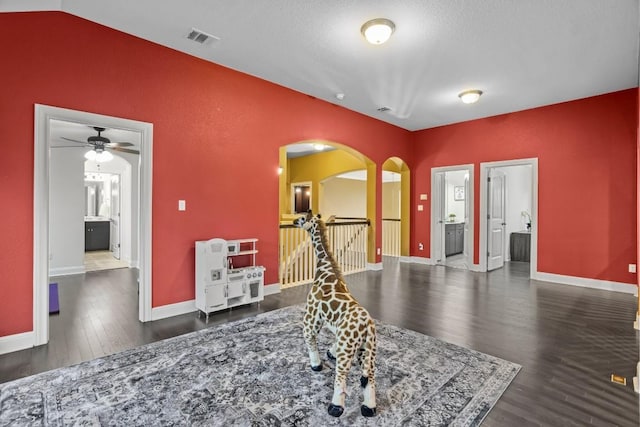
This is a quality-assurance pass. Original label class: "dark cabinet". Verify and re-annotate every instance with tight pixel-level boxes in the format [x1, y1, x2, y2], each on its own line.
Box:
[509, 231, 531, 262]
[445, 222, 464, 256]
[85, 221, 110, 251]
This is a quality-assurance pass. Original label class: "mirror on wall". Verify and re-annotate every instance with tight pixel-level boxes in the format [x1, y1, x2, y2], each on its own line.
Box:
[84, 173, 112, 218]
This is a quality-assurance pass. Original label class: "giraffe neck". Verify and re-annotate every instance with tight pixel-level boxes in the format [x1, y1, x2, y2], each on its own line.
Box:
[311, 227, 334, 262]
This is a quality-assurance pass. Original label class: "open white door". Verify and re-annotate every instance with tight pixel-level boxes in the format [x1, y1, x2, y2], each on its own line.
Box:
[487, 169, 506, 271]
[110, 173, 121, 260]
[432, 172, 446, 264]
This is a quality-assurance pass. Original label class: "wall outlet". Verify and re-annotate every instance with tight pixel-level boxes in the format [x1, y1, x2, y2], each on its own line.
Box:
[178, 200, 186, 211]
[377, 248, 381, 255]
[418, 243, 424, 251]
[629, 264, 636, 273]
[417, 205, 424, 211]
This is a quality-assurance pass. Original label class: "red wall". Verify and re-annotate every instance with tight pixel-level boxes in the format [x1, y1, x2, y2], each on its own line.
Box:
[412, 90, 638, 284]
[0, 12, 412, 337]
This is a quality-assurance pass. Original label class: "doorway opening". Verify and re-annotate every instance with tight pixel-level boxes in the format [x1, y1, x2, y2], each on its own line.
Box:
[431, 164, 474, 270]
[291, 182, 312, 214]
[83, 170, 129, 271]
[480, 158, 538, 276]
[34, 105, 153, 347]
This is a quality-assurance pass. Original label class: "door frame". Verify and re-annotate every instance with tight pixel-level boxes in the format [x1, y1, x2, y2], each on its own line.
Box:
[479, 158, 538, 276]
[34, 105, 154, 346]
[430, 164, 474, 267]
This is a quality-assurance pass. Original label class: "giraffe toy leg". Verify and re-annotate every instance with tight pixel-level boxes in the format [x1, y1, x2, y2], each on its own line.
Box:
[328, 341, 357, 417]
[327, 341, 337, 361]
[328, 363, 349, 416]
[303, 308, 323, 371]
[359, 322, 377, 416]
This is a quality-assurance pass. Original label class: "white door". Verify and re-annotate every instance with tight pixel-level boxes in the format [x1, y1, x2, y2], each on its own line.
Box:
[432, 172, 446, 264]
[110, 174, 121, 260]
[487, 170, 506, 271]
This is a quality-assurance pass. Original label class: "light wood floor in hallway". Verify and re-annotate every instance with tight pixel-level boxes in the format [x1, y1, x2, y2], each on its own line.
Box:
[84, 250, 129, 272]
[1, 259, 638, 426]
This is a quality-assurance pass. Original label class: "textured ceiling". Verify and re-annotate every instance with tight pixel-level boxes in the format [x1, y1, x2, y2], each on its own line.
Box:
[3, 0, 639, 131]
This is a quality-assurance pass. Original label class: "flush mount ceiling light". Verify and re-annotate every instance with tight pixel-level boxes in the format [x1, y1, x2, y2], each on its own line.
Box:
[458, 89, 483, 104]
[361, 18, 395, 45]
[313, 143, 325, 151]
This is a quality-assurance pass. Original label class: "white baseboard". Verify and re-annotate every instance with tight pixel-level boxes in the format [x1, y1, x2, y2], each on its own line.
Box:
[634, 313, 640, 331]
[0, 331, 35, 355]
[151, 299, 196, 321]
[264, 283, 281, 296]
[409, 256, 434, 265]
[399, 256, 412, 263]
[533, 272, 637, 294]
[49, 265, 85, 277]
[367, 262, 383, 271]
[634, 361, 640, 394]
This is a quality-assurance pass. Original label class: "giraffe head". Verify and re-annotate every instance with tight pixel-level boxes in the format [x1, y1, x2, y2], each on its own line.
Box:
[293, 210, 321, 232]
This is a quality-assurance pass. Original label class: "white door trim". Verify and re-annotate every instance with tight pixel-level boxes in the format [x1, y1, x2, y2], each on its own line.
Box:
[34, 105, 153, 346]
[430, 164, 474, 268]
[479, 158, 538, 276]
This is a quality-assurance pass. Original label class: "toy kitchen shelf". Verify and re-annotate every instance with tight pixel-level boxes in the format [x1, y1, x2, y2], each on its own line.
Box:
[195, 238, 264, 320]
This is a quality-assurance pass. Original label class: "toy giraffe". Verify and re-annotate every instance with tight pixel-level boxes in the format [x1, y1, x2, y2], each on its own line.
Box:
[294, 211, 377, 417]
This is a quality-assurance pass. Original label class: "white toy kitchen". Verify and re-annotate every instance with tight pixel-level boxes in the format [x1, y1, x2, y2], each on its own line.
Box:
[195, 238, 264, 320]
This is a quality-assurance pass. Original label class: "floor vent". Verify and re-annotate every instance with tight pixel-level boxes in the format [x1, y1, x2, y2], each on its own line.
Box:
[610, 374, 627, 386]
[186, 28, 220, 45]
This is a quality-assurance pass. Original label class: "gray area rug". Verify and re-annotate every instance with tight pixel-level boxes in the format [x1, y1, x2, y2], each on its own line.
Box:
[0, 305, 520, 426]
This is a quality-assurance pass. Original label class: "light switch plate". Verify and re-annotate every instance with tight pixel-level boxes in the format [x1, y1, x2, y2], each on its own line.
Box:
[420, 194, 428, 200]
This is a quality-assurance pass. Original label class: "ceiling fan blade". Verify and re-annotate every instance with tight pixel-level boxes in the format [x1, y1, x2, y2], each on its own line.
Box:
[106, 142, 134, 147]
[110, 146, 140, 155]
[51, 145, 90, 148]
[61, 136, 89, 144]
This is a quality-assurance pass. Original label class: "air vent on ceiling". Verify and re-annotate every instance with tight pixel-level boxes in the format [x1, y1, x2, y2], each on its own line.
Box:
[186, 28, 220, 45]
[377, 106, 392, 113]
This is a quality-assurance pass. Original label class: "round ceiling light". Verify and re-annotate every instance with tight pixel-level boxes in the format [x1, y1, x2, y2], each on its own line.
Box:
[458, 89, 483, 104]
[361, 18, 395, 45]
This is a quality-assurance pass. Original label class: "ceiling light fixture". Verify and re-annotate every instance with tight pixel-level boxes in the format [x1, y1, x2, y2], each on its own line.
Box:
[85, 149, 113, 163]
[458, 89, 483, 104]
[361, 18, 395, 45]
[313, 143, 325, 151]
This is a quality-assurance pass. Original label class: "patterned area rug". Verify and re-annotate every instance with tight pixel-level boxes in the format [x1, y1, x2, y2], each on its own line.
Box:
[0, 306, 520, 426]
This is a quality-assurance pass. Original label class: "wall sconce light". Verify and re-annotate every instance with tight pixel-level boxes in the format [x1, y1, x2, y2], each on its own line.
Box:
[361, 18, 395, 45]
[458, 90, 483, 104]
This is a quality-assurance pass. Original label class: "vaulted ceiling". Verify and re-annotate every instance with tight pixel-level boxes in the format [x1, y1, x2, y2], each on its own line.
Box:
[4, 0, 639, 131]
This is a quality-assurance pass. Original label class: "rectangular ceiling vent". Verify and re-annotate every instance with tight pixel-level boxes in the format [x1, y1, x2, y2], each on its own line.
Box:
[186, 28, 220, 45]
[377, 106, 392, 113]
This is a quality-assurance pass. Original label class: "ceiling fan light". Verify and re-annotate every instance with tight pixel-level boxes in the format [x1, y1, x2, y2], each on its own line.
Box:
[361, 18, 395, 45]
[95, 150, 114, 162]
[84, 150, 97, 161]
[458, 89, 483, 104]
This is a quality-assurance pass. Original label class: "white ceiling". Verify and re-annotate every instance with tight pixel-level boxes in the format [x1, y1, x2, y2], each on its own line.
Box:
[4, 0, 639, 132]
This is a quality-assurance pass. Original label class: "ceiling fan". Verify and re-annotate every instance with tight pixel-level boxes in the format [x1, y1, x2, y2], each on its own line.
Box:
[59, 126, 139, 162]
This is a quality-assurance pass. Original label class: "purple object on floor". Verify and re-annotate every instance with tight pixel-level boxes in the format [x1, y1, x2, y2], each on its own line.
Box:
[49, 283, 59, 314]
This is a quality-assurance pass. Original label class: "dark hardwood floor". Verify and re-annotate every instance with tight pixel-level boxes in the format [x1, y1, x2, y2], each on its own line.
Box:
[1, 260, 638, 426]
